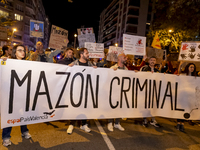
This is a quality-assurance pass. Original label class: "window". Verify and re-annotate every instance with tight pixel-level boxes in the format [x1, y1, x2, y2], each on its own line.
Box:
[16, 4, 24, 12]
[15, 14, 23, 21]
[0, 10, 9, 17]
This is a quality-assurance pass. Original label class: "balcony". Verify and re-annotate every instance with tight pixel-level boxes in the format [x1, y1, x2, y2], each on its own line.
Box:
[0, 1, 13, 10]
[26, 3, 33, 9]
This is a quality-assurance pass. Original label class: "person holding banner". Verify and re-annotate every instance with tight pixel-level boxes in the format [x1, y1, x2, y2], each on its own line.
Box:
[67, 48, 96, 134]
[29, 41, 62, 63]
[1, 45, 12, 59]
[176, 62, 197, 132]
[2, 44, 31, 147]
[57, 48, 74, 65]
[107, 53, 127, 132]
[141, 56, 161, 128]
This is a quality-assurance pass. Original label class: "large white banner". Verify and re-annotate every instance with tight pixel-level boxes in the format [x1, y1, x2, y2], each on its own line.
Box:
[1, 59, 200, 128]
[85, 42, 104, 58]
[179, 41, 200, 61]
[123, 34, 146, 55]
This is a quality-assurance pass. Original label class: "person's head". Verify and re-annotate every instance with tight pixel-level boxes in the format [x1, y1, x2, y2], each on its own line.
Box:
[36, 41, 43, 51]
[11, 44, 26, 60]
[2, 45, 12, 56]
[148, 56, 157, 67]
[126, 55, 133, 66]
[65, 48, 73, 58]
[137, 59, 142, 65]
[184, 63, 196, 76]
[118, 53, 127, 65]
[92, 58, 99, 63]
[78, 48, 89, 61]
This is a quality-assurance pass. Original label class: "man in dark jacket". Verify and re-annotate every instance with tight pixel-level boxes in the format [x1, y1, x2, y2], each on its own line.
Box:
[141, 56, 161, 128]
[57, 48, 74, 65]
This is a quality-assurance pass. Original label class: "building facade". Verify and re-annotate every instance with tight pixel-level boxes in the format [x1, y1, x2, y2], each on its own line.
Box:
[0, 0, 50, 50]
[98, 0, 153, 48]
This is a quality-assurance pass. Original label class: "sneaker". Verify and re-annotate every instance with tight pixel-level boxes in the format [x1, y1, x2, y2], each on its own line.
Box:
[107, 122, 113, 132]
[150, 120, 161, 128]
[114, 123, 125, 131]
[21, 132, 31, 139]
[80, 124, 91, 133]
[67, 125, 74, 135]
[142, 121, 148, 127]
[3, 138, 11, 147]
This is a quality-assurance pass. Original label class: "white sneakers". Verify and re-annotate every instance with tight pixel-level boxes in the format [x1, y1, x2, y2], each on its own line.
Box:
[80, 124, 91, 133]
[67, 125, 74, 134]
[108, 122, 114, 131]
[3, 132, 31, 147]
[3, 139, 11, 147]
[108, 123, 125, 131]
[21, 131, 31, 139]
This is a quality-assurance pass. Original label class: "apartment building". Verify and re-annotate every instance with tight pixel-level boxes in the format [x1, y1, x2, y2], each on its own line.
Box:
[0, 0, 50, 50]
[98, 0, 153, 48]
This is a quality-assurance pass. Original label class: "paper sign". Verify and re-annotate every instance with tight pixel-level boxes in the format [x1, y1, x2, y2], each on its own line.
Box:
[30, 20, 44, 38]
[146, 47, 164, 64]
[77, 28, 94, 35]
[85, 42, 104, 58]
[123, 34, 146, 55]
[78, 33, 96, 48]
[178, 42, 200, 61]
[49, 25, 68, 50]
[107, 46, 123, 62]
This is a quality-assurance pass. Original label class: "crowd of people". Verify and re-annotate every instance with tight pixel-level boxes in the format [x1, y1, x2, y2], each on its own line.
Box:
[1, 41, 200, 147]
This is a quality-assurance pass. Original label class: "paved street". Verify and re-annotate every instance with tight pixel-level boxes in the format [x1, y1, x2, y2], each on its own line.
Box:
[1, 117, 200, 150]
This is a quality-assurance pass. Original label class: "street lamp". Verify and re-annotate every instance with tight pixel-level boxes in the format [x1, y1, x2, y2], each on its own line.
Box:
[11, 28, 17, 45]
[74, 34, 77, 49]
[168, 29, 173, 33]
[115, 43, 118, 47]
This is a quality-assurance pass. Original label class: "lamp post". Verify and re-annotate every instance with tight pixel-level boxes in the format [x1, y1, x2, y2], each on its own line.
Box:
[168, 29, 178, 51]
[11, 28, 17, 45]
[115, 43, 118, 47]
[74, 34, 77, 49]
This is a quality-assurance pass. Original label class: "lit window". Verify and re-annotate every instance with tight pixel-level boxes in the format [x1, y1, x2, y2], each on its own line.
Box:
[0, 10, 9, 17]
[15, 14, 23, 21]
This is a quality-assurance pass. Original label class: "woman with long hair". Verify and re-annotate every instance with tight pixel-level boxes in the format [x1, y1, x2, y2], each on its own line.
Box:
[2, 44, 31, 147]
[176, 62, 197, 132]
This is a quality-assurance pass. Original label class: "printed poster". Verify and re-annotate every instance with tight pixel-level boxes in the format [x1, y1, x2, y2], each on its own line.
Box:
[107, 46, 123, 62]
[30, 20, 44, 38]
[85, 42, 104, 58]
[123, 34, 146, 55]
[178, 41, 200, 62]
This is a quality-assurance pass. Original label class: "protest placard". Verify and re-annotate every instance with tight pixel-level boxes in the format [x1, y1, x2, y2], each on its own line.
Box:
[48, 25, 68, 50]
[30, 20, 44, 38]
[146, 47, 164, 64]
[78, 33, 96, 48]
[1, 59, 200, 128]
[123, 34, 146, 55]
[0, 27, 7, 40]
[178, 41, 200, 61]
[107, 46, 123, 62]
[85, 42, 104, 58]
[77, 28, 94, 35]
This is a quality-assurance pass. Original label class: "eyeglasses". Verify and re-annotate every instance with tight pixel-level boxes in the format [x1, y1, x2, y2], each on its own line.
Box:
[16, 49, 25, 53]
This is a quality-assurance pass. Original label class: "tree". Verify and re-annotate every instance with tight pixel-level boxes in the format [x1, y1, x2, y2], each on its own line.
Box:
[147, 0, 200, 52]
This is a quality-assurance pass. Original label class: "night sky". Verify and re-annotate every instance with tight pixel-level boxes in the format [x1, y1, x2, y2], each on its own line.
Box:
[42, 0, 113, 44]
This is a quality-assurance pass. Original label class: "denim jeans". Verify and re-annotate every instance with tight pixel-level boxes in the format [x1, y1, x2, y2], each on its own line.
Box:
[108, 118, 120, 124]
[70, 120, 87, 126]
[2, 125, 29, 140]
